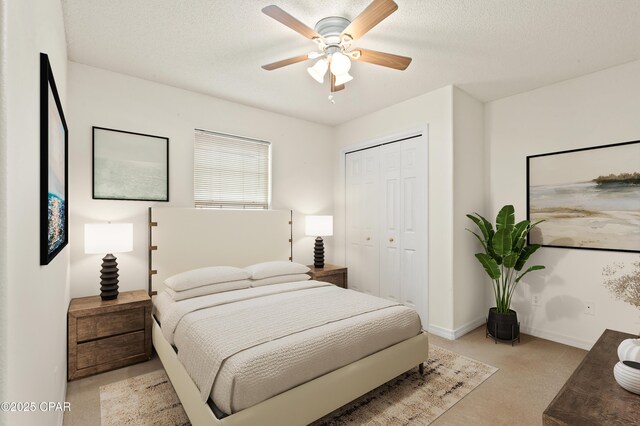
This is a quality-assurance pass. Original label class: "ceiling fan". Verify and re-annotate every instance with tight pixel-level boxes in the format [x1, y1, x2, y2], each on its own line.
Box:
[261, 0, 412, 101]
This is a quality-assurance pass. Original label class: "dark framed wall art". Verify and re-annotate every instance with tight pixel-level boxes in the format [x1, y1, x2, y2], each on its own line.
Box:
[527, 140, 640, 253]
[92, 127, 169, 201]
[40, 53, 69, 265]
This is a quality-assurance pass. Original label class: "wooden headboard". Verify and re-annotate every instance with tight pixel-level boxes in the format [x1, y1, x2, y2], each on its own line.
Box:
[148, 208, 292, 295]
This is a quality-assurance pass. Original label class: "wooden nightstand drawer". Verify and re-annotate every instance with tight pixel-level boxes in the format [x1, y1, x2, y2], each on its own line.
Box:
[318, 273, 345, 287]
[77, 308, 145, 342]
[76, 331, 145, 369]
[68, 290, 152, 380]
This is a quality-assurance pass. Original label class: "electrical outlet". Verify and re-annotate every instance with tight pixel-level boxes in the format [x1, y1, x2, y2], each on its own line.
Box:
[532, 295, 540, 306]
[584, 302, 596, 316]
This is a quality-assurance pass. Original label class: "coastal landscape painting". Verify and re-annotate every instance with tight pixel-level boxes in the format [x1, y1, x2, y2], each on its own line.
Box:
[527, 140, 640, 253]
[40, 53, 68, 265]
[93, 127, 169, 201]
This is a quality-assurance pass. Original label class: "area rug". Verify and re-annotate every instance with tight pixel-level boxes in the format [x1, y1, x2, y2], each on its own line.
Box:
[100, 370, 190, 426]
[100, 346, 497, 426]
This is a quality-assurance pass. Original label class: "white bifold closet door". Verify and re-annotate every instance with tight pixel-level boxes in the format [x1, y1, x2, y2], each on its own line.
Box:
[346, 135, 427, 325]
[346, 147, 380, 295]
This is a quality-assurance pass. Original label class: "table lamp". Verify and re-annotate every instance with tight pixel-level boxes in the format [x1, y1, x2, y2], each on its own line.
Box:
[85, 223, 133, 300]
[305, 215, 333, 268]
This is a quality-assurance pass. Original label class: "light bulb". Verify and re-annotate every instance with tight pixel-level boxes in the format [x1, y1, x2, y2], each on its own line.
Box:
[307, 59, 328, 84]
[334, 72, 353, 86]
[330, 52, 351, 76]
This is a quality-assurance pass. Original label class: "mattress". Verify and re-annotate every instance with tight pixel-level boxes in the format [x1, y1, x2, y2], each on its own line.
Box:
[154, 280, 422, 415]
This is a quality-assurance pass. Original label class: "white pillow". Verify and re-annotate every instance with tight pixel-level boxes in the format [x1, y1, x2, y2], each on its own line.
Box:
[250, 273, 310, 287]
[244, 261, 310, 280]
[164, 280, 251, 301]
[164, 266, 251, 291]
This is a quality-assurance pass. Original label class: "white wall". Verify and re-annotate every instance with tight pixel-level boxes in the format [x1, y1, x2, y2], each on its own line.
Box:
[332, 85, 487, 338]
[2, 0, 69, 425]
[333, 86, 457, 333]
[452, 87, 487, 333]
[0, 0, 7, 417]
[68, 63, 335, 298]
[485, 60, 640, 349]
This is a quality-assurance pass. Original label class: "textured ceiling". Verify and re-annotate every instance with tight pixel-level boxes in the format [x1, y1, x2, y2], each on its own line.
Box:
[62, 0, 640, 126]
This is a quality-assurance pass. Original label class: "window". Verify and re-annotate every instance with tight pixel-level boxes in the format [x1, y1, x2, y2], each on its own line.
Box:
[194, 129, 271, 209]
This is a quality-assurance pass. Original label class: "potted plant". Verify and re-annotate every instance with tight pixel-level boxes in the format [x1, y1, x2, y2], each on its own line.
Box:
[467, 205, 545, 341]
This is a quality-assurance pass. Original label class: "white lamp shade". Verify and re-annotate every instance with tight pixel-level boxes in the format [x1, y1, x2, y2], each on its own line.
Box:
[307, 59, 328, 83]
[305, 215, 333, 237]
[330, 52, 351, 75]
[85, 223, 133, 254]
[334, 72, 353, 86]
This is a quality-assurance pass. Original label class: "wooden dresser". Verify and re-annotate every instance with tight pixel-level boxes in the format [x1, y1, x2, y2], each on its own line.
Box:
[68, 290, 152, 380]
[543, 329, 640, 425]
[307, 264, 348, 288]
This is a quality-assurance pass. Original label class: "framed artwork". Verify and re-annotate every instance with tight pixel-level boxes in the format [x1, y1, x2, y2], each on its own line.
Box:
[92, 127, 169, 201]
[527, 140, 640, 253]
[40, 53, 68, 265]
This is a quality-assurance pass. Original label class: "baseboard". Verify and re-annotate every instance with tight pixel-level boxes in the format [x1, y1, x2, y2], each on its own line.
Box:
[57, 378, 67, 426]
[519, 324, 593, 350]
[427, 324, 455, 340]
[429, 317, 593, 349]
[453, 317, 486, 339]
[428, 316, 486, 340]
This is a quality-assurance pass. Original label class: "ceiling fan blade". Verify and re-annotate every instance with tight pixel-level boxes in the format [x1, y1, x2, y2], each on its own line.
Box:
[262, 5, 320, 40]
[355, 48, 412, 70]
[261, 54, 310, 71]
[341, 0, 398, 41]
[330, 74, 345, 92]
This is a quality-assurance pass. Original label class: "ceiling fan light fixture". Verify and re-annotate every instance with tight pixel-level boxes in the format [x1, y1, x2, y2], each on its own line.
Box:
[334, 72, 353, 86]
[307, 51, 325, 59]
[261, 1, 412, 96]
[329, 51, 351, 76]
[340, 34, 353, 47]
[347, 50, 361, 60]
[307, 58, 328, 83]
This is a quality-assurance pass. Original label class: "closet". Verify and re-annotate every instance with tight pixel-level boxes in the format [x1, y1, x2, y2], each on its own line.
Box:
[345, 134, 428, 325]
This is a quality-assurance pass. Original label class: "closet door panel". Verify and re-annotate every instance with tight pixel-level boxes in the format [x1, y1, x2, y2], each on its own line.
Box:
[379, 143, 401, 301]
[345, 152, 363, 292]
[399, 138, 427, 319]
[359, 147, 380, 295]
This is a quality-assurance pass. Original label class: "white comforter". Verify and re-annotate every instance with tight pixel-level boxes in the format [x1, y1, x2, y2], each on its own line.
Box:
[155, 281, 422, 414]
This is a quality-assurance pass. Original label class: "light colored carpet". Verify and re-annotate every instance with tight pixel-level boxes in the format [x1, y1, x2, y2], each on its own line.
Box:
[100, 346, 497, 426]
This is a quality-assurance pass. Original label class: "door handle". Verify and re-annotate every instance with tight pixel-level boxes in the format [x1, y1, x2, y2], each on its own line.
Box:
[389, 237, 394, 242]
[365, 237, 371, 241]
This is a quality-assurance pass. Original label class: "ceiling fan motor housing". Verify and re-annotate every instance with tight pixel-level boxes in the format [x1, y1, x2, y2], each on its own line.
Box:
[315, 16, 351, 49]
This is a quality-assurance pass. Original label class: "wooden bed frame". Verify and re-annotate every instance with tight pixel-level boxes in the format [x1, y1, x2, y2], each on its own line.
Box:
[148, 207, 429, 426]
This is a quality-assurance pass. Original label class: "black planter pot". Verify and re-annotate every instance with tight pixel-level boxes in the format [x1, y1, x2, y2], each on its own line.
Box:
[487, 308, 520, 342]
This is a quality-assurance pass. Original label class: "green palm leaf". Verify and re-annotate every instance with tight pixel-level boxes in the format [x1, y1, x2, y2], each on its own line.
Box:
[466, 229, 488, 252]
[511, 220, 529, 249]
[466, 214, 489, 241]
[515, 244, 541, 271]
[492, 228, 513, 257]
[503, 252, 518, 268]
[496, 205, 515, 232]
[516, 265, 545, 283]
[475, 253, 501, 280]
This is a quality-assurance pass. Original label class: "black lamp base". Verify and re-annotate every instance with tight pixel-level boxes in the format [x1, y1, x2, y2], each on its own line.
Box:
[100, 253, 119, 300]
[313, 237, 325, 268]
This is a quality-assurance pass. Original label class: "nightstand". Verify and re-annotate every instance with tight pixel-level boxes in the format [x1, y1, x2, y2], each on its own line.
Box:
[307, 264, 348, 288]
[67, 290, 152, 381]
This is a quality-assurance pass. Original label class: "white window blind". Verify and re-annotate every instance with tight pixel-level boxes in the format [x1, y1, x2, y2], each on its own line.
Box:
[194, 129, 271, 209]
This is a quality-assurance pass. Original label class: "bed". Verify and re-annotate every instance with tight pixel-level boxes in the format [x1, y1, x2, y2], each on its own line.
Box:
[148, 207, 429, 426]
